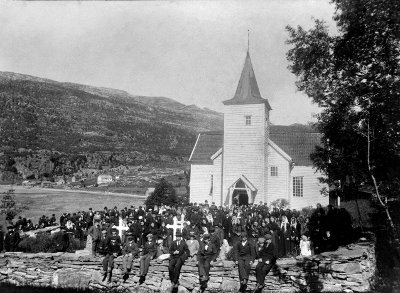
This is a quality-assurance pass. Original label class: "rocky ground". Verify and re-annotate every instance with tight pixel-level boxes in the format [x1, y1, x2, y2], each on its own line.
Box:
[0, 238, 376, 293]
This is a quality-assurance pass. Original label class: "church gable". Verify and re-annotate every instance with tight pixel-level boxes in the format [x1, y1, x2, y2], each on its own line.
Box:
[188, 131, 223, 164]
[270, 130, 322, 166]
[268, 139, 292, 163]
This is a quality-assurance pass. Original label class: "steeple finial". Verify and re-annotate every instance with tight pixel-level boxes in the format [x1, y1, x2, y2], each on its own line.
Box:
[247, 29, 250, 52]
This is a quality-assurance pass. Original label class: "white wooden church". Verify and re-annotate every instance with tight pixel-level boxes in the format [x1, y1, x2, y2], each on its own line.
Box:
[188, 51, 329, 209]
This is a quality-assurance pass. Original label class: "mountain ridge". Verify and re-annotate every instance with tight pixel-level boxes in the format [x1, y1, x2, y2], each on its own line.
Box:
[0, 71, 315, 180]
[0, 71, 220, 117]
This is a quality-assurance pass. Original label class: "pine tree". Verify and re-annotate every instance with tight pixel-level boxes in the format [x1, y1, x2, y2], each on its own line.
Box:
[145, 178, 177, 208]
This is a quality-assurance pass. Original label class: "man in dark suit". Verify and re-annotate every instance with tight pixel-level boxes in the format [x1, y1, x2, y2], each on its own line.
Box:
[88, 220, 102, 257]
[102, 236, 122, 283]
[254, 234, 277, 293]
[139, 233, 157, 284]
[233, 232, 255, 292]
[122, 235, 139, 283]
[197, 234, 217, 292]
[168, 231, 190, 290]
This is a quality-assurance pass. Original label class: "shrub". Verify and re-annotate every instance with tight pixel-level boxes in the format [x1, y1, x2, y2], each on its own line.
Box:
[270, 198, 289, 210]
[18, 232, 85, 253]
[18, 232, 53, 253]
[301, 206, 315, 218]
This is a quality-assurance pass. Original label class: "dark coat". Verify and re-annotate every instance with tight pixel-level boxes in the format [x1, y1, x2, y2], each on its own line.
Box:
[198, 241, 218, 262]
[88, 225, 102, 241]
[233, 241, 256, 261]
[107, 241, 122, 256]
[169, 239, 190, 260]
[142, 240, 157, 257]
[122, 241, 139, 256]
[256, 242, 276, 265]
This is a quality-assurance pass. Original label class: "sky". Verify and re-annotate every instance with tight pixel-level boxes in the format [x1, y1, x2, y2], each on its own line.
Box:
[0, 0, 338, 125]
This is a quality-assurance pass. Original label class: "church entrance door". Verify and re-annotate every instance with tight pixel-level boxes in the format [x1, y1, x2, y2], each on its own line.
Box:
[238, 193, 248, 206]
[229, 177, 255, 206]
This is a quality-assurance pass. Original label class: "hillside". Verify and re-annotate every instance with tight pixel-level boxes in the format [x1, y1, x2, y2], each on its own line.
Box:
[0, 71, 315, 181]
[0, 72, 223, 155]
[0, 71, 225, 179]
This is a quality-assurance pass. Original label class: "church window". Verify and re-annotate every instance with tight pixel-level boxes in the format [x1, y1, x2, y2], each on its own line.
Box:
[271, 166, 278, 176]
[245, 115, 251, 125]
[293, 176, 303, 197]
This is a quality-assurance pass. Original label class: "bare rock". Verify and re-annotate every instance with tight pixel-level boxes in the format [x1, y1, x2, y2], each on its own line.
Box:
[177, 285, 189, 293]
[321, 284, 343, 292]
[221, 279, 239, 292]
[180, 277, 197, 290]
[351, 284, 371, 292]
[160, 279, 172, 293]
[52, 268, 91, 289]
[90, 270, 103, 283]
[331, 263, 362, 274]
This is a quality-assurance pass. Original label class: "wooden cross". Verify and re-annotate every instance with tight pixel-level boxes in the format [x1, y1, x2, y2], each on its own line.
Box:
[166, 214, 190, 240]
[112, 217, 129, 239]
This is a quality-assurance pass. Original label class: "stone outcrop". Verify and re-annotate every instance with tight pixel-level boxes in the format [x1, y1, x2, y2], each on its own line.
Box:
[0, 239, 375, 292]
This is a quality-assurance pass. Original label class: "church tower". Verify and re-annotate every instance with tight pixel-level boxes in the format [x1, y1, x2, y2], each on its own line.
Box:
[222, 51, 271, 206]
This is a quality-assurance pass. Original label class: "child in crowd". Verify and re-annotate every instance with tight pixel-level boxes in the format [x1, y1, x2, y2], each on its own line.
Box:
[299, 235, 312, 257]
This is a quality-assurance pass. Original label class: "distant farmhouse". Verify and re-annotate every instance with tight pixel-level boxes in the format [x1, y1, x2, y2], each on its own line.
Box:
[97, 174, 113, 186]
[189, 52, 329, 209]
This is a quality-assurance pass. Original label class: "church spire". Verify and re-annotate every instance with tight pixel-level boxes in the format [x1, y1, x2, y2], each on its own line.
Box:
[223, 50, 271, 109]
[248, 29, 250, 53]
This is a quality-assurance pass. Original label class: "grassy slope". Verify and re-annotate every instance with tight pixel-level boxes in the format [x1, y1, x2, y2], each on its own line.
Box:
[0, 186, 145, 226]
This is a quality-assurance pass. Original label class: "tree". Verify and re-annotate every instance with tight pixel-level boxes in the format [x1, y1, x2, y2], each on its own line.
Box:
[286, 0, 400, 237]
[145, 178, 177, 208]
[270, 198, 289, 210]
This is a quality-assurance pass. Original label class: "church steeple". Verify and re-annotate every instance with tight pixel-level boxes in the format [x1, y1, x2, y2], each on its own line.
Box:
[223, 51, 271, 110]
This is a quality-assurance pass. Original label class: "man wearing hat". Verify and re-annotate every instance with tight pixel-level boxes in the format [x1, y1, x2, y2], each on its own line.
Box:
[254, 234, 277, 293]
[138, 233, 157, 284]
[186, 231, 200, 260]
[168, 230, 190, 289]
[102, 236, 122, 283]
[122, 235, 139, 282]
[98, 229, 109, 256]
[233, 232, 256, 292]
[88, 220, 102, 257]
[106, 228, 121, 246]
[197, 234, 217, 292]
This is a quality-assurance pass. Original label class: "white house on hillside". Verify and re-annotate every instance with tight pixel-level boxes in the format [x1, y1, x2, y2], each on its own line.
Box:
[188, 51, 329, 209]
[97, 174, 113, 185]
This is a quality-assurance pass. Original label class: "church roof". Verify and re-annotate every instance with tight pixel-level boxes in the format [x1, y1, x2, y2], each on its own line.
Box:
[188, 126, 322, 166]
[271, 131, 322, 166]
[188, 131, 224, 164]
[223, 51, 271, 110]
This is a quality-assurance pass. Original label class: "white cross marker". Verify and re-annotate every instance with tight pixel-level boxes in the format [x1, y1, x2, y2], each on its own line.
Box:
[112, 217, 129, 239]
[166, 214, 190, 240]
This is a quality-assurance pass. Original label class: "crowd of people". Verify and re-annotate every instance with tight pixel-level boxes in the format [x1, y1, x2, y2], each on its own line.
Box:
[0, 200, 354, 292]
